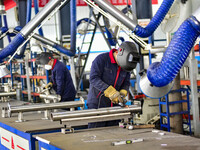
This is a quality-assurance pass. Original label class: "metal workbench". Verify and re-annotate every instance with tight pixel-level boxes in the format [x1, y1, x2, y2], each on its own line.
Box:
[35, 127, 200, 150]
[0, 101, 63, 150]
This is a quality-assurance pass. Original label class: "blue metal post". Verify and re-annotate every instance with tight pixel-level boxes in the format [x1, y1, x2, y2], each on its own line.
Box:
[20, 63, 24, 99]
[165, 95, 171, 132]
[159, 98, 163, 130]
[3, 15, 14, 87]
[186, 89, 192, 135]
[31, 52, 36, 102]
[46, 70, 50, 83]
[148, 36, 152, 65]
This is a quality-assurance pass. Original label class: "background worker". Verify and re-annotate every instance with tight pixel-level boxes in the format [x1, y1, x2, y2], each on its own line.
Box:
[36, 52, 76, 102]
[87, 41, 140, 128]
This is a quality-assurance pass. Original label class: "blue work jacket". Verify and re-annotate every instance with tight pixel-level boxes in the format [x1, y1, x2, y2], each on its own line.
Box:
[87, 49, 130, 108]
[51, 59, 76, 101]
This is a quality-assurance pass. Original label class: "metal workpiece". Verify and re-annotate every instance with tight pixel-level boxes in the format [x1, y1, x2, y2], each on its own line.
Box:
[0, 91, 16, 97]
[39, 94, 61, 102]
[93, 0, 136, 30]
[8, 101, 85, 114]
[6, 100, 85, 122]
[139, 73, 174, 99]
[51, 105, 141, 121]
[1, 107, 8, 118]
[20, 0, 68, 37]
[61, 112, 132, 128]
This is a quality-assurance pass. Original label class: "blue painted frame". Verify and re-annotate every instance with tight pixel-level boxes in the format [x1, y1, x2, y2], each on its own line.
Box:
[0, 122, 34, 150]
[38, 141, 62, 150]
[0, 122, 61, 150]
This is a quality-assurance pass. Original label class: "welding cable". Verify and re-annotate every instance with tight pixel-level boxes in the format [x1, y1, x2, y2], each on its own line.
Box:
[147, 15, 200, 87]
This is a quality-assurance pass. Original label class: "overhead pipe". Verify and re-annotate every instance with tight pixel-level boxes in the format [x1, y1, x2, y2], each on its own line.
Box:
[140, 8, 200, 98]
[0, 0, 71, 62]
[93, 0, 174, 38]
[11, 26, 73, 54]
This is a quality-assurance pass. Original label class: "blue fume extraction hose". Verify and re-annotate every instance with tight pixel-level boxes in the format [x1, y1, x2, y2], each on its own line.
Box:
[147, 16, 200, 87]
[135, 0, 174, 37]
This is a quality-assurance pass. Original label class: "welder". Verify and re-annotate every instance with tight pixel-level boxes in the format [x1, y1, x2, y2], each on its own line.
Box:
[87, 41, 140, 128]
[36, 52, 76, 102]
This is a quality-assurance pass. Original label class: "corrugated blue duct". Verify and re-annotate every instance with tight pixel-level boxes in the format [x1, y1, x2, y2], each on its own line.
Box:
[147, 16, 200, 87]
[0, 33, 25, 61]
[135, 0, 174, 37]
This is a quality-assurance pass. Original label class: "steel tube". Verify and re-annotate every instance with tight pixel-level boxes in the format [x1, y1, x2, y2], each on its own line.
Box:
[51, 105, 141, 121]
[93, 0, 136, 30]
[61, 112, 131, 126]
[32, 33, 55, 46]
[39, 94, 61, 101]
[0, 92, 16, 97]
[20, 0, 65, 37]
[9, 101, 85, 113]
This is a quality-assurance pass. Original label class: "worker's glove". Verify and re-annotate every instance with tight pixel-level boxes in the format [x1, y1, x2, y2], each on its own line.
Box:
[120, 89, 128, 97]
[45, 82, 53, 89]
[104, 86, 122, 104]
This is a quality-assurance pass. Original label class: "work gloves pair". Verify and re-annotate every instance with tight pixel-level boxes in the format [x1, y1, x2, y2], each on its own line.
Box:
[104, 85, 127, 104]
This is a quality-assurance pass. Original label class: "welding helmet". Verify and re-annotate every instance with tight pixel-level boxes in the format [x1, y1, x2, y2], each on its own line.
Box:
[36, 52, 53, 65]
[117, 41, 140, 72]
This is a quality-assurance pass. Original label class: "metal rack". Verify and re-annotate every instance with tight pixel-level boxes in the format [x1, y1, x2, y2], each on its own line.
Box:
[159, 88, 191, 134]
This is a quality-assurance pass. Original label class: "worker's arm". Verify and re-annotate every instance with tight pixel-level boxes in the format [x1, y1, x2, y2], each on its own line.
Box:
[120, 72, 130, 92]
[89, 55, 110, 92]
[55, 68, 65, 96]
